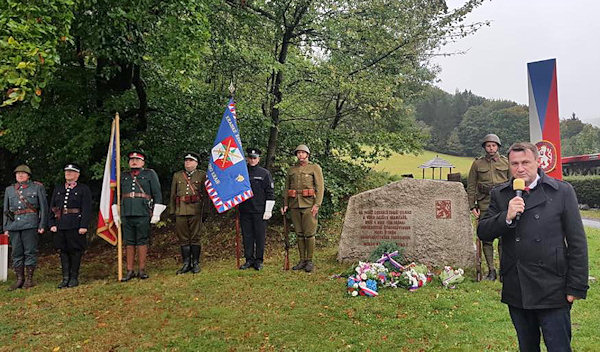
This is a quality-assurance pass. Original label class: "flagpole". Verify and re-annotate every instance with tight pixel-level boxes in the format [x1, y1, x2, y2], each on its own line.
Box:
[115, 113, 123, 281]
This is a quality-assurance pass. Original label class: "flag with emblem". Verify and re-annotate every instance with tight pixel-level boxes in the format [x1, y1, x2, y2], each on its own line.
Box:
[205, 98, 253, 213]
[96, 117, 119, 245]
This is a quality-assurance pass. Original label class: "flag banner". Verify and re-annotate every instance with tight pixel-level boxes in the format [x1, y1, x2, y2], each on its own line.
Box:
[205, 98, 253, 213]
[528, 58, 563, 179]
[96, 119, 119, 245]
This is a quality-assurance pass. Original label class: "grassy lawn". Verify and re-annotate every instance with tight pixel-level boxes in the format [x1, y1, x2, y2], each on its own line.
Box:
[369, 150, 474, 180]
[1, 225, 598, 351]
[581, 209, 600, 220]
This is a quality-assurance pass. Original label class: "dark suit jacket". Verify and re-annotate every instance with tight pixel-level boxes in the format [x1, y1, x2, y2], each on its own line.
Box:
[478, 169, 588, 309]
[48, 183, 92, 230]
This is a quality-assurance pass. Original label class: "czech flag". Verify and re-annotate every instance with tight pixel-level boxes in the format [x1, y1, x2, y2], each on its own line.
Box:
[528, 58, 563, 179]
[96, 118, 119, 245]
[205, 98, 253, 213]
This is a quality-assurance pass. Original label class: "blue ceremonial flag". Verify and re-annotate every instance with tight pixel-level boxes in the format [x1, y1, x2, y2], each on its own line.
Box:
[205, 98, 253, 213]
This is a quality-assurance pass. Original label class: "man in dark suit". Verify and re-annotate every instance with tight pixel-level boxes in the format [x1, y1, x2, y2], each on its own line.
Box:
[478, 142, 588, 352]
[49, 163, 92, 288]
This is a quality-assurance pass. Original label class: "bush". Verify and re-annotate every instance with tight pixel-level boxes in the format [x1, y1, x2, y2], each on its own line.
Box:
[564, 176, 600, 207]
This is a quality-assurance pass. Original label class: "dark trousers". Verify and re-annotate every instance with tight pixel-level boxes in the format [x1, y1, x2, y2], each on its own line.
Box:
[53, 228, 87, 251]
[9, 228, 38, 267]
[508, 305, 572, 352]
[240, 212, 266, 263]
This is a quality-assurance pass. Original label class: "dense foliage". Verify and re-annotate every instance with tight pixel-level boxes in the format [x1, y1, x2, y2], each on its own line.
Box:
[565, 176, 600, 208]
[1, 0, 487, 216]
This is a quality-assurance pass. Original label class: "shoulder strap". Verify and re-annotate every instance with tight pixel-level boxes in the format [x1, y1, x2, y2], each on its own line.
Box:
[182, 171, 198, 195]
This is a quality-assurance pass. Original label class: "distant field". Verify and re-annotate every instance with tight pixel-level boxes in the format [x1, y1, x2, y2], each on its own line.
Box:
[370, 150, 475, 179]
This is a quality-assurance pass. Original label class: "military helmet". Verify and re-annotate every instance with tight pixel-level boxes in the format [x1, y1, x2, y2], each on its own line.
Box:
[14, 164, 32, 175]
[481, 134, 501, 148]
[294, 144, 310, 155]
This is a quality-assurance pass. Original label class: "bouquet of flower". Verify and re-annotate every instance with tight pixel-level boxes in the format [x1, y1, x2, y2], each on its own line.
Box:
[439, 266, 465, 289]
[355, 261, 388, 284]
[347, 276, 378, 297]
[402, 262, 433, 291]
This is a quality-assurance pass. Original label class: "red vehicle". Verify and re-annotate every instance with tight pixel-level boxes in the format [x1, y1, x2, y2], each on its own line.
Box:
[562, 153, 600, 175]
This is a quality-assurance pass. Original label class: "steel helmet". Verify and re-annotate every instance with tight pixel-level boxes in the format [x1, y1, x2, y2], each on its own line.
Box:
[14, 164, 32, 175]
[481, 134, 501, 148]
[294, 144, 310, 155]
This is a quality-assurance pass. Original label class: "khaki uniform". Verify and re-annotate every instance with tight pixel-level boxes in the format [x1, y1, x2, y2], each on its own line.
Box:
[283, 162, 324, 262]
[169, 169, 206, 245]
[467, 153, 509, 273]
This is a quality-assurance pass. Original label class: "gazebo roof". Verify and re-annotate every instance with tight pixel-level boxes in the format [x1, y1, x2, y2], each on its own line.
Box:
[418, 156, 454, 169]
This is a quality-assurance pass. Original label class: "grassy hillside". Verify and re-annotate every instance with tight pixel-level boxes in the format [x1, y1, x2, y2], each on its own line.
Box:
[0, 223, 598, 351]
[370, 150, 475, 179]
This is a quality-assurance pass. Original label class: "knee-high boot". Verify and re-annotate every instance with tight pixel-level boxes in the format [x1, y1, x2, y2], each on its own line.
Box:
[58, 251, 70, 289]
[176, 245, 192, 275]
[190, 245, 201, 274]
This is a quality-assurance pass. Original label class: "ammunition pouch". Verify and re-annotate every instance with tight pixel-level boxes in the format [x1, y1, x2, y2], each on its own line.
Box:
[287, 190, 297, 198]
[302, 189, 315, 197]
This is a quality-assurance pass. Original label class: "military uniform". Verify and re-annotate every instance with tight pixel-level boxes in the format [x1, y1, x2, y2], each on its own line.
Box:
[467, 134, 510, 280]
[48, 163, 92, 288]
[115, 151, 164, 281]
[284, 145, 324, 272]
[238, 148, 275, 270]
[3, 165, 47, 290]
[169, 152, 207, 274]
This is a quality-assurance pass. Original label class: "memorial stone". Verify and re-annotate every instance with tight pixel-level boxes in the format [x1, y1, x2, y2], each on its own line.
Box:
[337, 178, 476, 268]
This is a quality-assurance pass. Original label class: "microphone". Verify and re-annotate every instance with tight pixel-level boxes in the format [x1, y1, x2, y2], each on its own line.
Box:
[513, 178, 525, 221]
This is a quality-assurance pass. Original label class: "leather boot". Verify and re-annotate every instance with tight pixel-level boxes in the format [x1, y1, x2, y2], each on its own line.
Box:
[121, 270, 137, 282]
[176, 245, 192, 275]
[292, 260, 307, 270]
[190, 245, 201, 274]
[304, 260, 314, 273]
[485, 269, 497, 281]
[58, 252, 70, 289]
[138, 269, 149, 280]
[8, 266, 24, 291]
[23, 266, 36, 289]
[68, 251, 82, 287]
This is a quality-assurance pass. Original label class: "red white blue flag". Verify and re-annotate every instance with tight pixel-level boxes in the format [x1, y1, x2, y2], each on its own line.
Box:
[205, 98, 253, 213]
[96, 118, 119, 245]
[528, 58, 562, 179]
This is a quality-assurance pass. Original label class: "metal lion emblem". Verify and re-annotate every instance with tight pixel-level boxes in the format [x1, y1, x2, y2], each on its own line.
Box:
[536, 140, 557, 173]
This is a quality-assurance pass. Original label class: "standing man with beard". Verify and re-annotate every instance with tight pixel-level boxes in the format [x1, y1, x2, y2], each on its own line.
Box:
[113, 151, 165, 281]
[169, 152, 207, 274]
[467, 133, 510, 281]
[49, 163, 92, 288]
[3, 165, 47, 290]
[238, 148, 275, 271]
[281, 144, 324, 273]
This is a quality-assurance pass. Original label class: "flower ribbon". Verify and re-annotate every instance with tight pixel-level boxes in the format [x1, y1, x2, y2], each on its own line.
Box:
[376, 251, 404, 270]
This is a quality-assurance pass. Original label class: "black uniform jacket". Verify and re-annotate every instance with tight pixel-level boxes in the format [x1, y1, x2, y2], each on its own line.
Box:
[478, 169, 588, 309]
[238, 164, 275, 214]
[48, 183, 92, 230]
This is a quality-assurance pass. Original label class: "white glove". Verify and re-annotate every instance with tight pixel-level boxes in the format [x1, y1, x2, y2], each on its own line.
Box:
[151, 204, 167, 224]
[111, 204, 120, 226]
[263, 200, 275, 220]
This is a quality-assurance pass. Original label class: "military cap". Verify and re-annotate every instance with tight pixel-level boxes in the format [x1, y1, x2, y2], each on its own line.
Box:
[184, 152, 200, 162]
[294, 144, 310, 155]
[481, 134, 501, 148]
[14, 164, 32, 175]
[247, 148, 261, 158]
[64, 163, 81, 173]
[128, 151, 146, 160]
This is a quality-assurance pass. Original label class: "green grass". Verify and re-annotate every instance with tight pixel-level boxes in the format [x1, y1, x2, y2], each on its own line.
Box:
[581, 209, 600, 220]
[1, 226, 598, 351]
[370, 150, 474, 180]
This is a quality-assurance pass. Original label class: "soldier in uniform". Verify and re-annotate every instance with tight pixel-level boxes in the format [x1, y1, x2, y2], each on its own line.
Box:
[238, 148, 275, 271]
[48, 163, 92, 288]
[112, 151, 165, 281]
[281, 144, 324, 273]
[467, 134, 510, 281]
[3, 165, 47, 290]
[169, 152, 207, 274]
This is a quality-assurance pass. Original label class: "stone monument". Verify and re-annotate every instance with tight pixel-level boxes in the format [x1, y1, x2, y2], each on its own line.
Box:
[337, 178, 476, 268]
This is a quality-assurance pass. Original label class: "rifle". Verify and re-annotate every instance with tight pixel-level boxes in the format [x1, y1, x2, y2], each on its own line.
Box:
[283, 214, 290, 270]
[473, 215, 482, 281]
